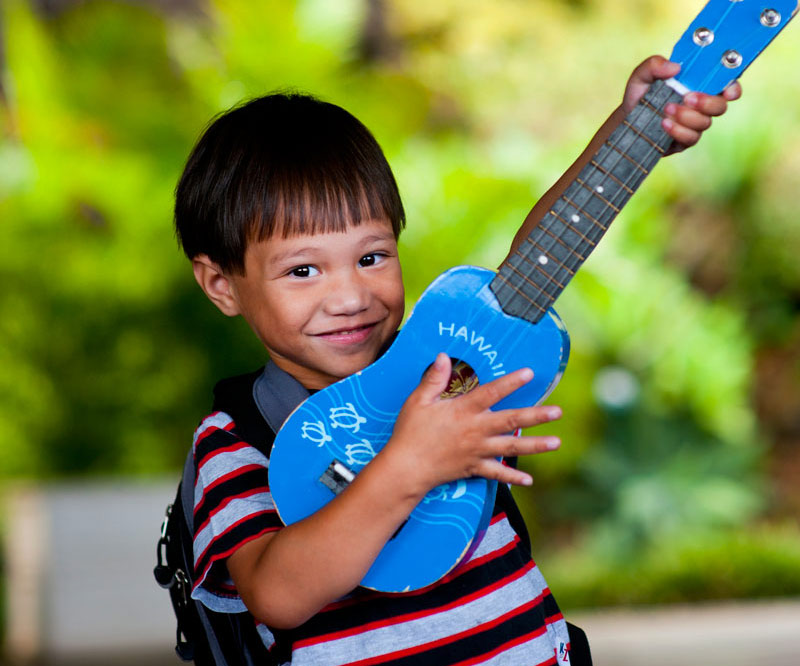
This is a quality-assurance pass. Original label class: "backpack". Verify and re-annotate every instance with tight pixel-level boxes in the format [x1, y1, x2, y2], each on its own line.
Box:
[154, 362, 592, 665]
[154, 362, 308, 665]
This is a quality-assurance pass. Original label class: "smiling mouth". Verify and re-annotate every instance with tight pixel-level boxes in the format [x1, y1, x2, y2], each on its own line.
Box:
[316, 322, 378, 342]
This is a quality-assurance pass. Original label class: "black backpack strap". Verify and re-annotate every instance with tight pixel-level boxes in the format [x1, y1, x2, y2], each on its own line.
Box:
[179, 452, 231, 666]
[211, 361, 309, 458]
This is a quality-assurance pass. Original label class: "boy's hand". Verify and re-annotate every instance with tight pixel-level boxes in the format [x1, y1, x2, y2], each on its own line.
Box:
[623, 55, 742, 153]
[387, 353, 562, 492]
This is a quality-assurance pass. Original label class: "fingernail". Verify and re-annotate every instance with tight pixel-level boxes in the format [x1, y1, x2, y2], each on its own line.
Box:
[547, 406, 562, 420]
[662, 118, 674, 131]
[685, 93, 699, 107]
[545, 437, 561, 450]
[518, 367, 534, 382]
[664, 103, 677, 116]
[520, 475, 533, 487]
[433, 353, 447, 371]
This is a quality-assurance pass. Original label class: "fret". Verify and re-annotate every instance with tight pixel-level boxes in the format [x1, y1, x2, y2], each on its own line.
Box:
[539, 224, 587, 262]
[640, 97, 663, 118]
[549, 205, 598, 245]
[502, 258, 561, 316]
[555, 197, 605, 234]
[622, 119, 667, 154]
[491, 272, 547, 315]
[516, 249, 571, 289]
[524, 238, 576, 276]
[507, 258, 566, 294]
[604, 140, 649, 175]
[575, 177, 622, 214]
[590, 159, 636, 195]
[490, 79, 682, 323]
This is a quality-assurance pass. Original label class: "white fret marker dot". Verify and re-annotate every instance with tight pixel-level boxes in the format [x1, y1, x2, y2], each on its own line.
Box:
[538, 255, 548, 265]
[571, 214, 580, 223]
[595, 185, 605, 194]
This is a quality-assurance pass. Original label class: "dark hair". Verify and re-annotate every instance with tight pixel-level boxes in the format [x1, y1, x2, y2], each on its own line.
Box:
[174, 92, 405, 274]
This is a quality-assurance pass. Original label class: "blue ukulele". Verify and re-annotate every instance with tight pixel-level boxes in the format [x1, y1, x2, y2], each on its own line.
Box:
[269, 0, 797, 593]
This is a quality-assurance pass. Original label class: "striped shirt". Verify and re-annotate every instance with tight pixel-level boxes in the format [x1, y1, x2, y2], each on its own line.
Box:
[191, 410, 572, 665]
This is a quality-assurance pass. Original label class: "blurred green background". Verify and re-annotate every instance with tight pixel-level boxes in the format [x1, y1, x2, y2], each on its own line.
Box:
[2, 0, 799, 612]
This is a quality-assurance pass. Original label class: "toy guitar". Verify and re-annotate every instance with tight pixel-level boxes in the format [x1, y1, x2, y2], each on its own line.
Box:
[270, 0, 797, 592]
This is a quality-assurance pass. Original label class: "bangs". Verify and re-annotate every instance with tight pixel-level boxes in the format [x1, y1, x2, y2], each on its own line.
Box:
[252, 163, 400, 241]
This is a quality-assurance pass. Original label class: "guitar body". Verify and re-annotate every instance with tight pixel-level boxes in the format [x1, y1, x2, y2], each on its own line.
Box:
[269, 265, 569, 592]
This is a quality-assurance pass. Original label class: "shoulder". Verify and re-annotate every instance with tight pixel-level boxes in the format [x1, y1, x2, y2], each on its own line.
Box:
[192, 410, 269, 481]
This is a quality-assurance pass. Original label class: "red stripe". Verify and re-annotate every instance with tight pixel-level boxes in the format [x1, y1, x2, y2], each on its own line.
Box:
[452, 625, 550, 666]
[294, 559, 537, 649]
[195, 487, 278, 558]
[545, 610, 564, 625]
[332, 595, 546, 666]
[193, 517, 279, 591]
[489, 511, 507, 526]
[321, 516, 520, 614]
[194, 463, 267, 517]
[195, 438, 252, 473]
[193, 413, 235, 445]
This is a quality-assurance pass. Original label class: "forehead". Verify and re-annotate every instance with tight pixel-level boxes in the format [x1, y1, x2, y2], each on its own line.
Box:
[248, 219, 397, 265]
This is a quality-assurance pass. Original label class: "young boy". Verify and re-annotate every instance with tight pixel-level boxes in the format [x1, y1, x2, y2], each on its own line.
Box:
[175, 56, 739, 665]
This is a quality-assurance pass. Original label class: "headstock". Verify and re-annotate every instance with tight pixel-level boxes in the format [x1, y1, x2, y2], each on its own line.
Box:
[670, 0, 798, 94]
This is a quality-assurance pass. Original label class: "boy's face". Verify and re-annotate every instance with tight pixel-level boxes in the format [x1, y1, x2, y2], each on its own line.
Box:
[226, 219, 405, 389]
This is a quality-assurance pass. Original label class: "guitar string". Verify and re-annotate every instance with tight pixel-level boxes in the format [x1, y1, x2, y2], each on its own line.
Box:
[505, 83, 671, 328]
[501, 0, 764, 322]
[506, 91, 662, 321]
[420, 83, 672, 407]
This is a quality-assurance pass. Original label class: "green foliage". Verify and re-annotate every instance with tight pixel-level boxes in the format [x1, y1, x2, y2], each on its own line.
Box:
[545, 522, 800, 609]
[2, 0, 799, 603]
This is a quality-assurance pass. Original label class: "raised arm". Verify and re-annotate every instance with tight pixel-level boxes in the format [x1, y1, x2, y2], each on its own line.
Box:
[505, 56, 741, 261]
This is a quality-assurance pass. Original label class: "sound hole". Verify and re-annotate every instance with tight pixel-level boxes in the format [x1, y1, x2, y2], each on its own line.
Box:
[423, 357, 480, 399]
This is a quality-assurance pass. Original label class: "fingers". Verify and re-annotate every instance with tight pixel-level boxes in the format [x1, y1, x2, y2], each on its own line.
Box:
[723, 81, 742, 101]
[625, 55, 742, 148]
[635, 55, 680, 85]
[472, 436, 560, 486]
[489, 434, 561, 457]
[479, 460, 534, 487]
[470, 366, 534, 410]
[413, 353, 452, 403]
[487, 404, 562, 434]
[622, 55, 680, 112]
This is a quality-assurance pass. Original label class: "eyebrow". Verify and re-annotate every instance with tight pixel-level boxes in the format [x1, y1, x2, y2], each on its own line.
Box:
[270, 231, 396, 265]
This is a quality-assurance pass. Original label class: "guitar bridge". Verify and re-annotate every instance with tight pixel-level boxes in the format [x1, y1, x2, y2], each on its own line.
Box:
[319, 460, 356, 496]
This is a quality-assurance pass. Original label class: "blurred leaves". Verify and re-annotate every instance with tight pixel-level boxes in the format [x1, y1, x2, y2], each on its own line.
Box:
[2, 0, 799, 602]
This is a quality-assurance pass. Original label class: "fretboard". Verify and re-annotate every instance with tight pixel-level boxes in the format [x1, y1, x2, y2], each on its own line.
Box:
[490, 79, 684, 324]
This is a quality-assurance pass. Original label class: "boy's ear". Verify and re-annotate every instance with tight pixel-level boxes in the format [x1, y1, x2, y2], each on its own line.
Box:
[192, 254, 241, 317]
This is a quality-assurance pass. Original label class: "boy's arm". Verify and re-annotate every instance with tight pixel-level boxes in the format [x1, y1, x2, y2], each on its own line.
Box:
[506, 56, 742, 259]
[228, 355, 561, 629]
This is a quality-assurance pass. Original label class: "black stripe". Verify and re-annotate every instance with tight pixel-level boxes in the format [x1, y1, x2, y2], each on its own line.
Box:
[195, 512, 281, 583]
[194, 465, 271, 530]
[194, 424, 241, 466]
[387, 601, 551, 666]
[296, 519, 537, 640]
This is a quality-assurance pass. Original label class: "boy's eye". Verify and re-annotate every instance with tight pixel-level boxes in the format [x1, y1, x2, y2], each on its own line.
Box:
[289, 265, 319, 278]
[359, 253, 384, 267]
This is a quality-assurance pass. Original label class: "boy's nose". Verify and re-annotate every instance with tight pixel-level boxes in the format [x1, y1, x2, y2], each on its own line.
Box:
[324, 272, 371, 315]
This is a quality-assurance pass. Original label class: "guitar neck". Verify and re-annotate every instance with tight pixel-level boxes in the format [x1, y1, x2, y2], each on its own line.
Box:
[490, 79, 683, 324]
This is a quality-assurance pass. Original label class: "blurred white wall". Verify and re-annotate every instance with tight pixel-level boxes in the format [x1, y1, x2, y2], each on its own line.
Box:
[4, 480, 178, 665]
